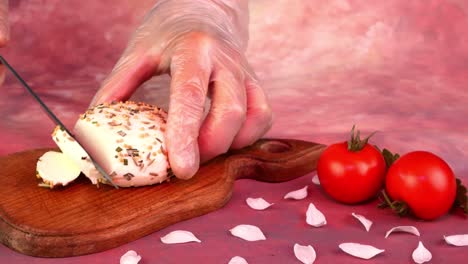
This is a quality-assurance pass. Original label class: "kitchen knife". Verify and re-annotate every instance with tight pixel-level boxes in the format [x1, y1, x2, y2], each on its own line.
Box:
[0, 56, 118, 188]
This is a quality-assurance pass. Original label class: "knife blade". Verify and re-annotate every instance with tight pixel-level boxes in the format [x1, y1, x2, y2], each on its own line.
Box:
[0, 56, 118, 189]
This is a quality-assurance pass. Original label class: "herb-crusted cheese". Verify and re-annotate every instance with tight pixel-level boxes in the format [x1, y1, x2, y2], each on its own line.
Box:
[51, 101, 171, 187]
[74, 101, 170, 187]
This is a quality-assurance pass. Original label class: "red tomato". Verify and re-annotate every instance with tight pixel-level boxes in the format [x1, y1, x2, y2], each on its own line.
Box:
[385, 151, 457, 220]
[317, 142, 386, 204]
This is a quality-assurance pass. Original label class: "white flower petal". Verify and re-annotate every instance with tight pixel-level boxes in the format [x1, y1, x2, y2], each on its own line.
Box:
[160, 230, 201, 244]
[230, 224, 266, 241]
[312, 175, 320, 185]
[385, 226, 420, 238]
[412, 241, 432, 264]
[294, 243, 317, 264]
[339, 243, 385, 260]
[228, 256, 248, 264]
[306, 203, 326, 227]
[351, 212, 373, 232]
[120, 250, 141, 264]
[444, 234, 468, 246]
[246, 197, 274, 210]
[284, 186, 308, 200]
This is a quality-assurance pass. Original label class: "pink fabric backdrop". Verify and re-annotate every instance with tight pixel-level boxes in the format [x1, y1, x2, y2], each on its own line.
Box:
[0, 0, 467, 263]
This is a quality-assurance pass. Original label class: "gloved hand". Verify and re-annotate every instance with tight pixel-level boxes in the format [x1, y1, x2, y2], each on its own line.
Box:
[91, 0, 273, 180]
[0, 0, 9, 84]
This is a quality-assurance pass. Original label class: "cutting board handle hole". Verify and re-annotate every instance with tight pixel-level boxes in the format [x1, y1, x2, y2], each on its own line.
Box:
[259, 140, 291, 153]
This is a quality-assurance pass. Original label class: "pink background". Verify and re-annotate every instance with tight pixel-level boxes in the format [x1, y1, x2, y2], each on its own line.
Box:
[0, 0, 467, 263]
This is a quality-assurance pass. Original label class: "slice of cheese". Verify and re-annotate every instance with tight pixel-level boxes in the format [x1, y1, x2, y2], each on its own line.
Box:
[52, 125, 102, 185]
[36, 151, 81, 187]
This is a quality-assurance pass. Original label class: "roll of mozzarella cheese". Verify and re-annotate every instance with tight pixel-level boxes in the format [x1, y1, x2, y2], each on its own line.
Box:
[51, 101, 171, 187]
[75, 101, 170, 187]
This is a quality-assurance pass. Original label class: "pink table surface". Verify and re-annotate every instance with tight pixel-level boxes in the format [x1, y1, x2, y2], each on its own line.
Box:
[1, 0, 467, 263]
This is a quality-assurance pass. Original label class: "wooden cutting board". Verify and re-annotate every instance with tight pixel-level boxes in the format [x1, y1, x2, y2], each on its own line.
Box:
[0, 138, 325, 258]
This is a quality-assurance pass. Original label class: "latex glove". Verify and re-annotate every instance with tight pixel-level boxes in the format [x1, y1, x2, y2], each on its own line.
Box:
[91, 0, 273, 180]
[0, 0, 9, 84]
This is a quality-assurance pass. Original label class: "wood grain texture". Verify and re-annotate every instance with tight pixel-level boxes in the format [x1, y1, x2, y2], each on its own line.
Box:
[0, 138, 325, 258]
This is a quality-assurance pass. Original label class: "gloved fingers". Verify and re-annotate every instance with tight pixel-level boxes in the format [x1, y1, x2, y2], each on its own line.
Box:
[198, 67, 247, 163]
[90, 52, 158, 107]
[0, 0, 8, 47]
[230, 76, 273, 149]
[166, 48, 212, 180]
